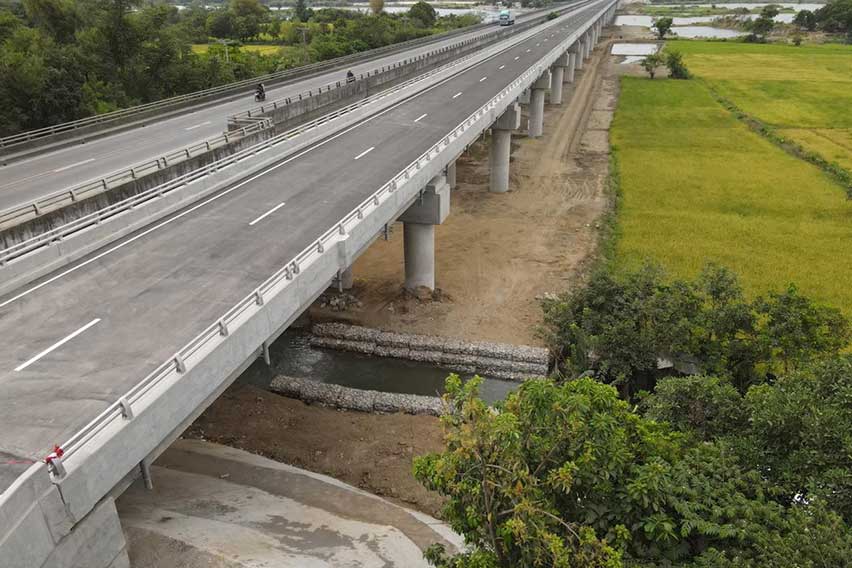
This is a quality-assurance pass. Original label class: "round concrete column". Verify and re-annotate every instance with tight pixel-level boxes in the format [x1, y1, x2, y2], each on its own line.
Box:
[575, 42, 585, 70]
[529, 88, 546, 138]
[403, 222, 435, 291]
[549, 66, 564, 104]
[566, 53, 576, 83]
[446, 161, 457, 189]
[340, 267, 354, 290]
[489, 128, 512, 193]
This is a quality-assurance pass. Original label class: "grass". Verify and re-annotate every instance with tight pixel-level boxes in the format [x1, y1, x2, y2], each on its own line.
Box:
[610, 76, 852, 313]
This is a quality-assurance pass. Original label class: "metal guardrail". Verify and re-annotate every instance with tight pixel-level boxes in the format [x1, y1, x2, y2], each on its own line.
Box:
[0, 22, 501, 151]
[0, 4, 574, 233]
[44, 0, 614, 475]
[0, 45, 491, 266]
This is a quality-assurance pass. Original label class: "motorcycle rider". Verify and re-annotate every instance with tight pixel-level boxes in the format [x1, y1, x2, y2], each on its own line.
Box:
[255, 83, 266, 101]
[346, 70, 355, 83]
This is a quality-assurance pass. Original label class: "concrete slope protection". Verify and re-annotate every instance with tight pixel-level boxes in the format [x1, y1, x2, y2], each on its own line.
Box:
[0, 2, 614, 566]
[119, 439, 460, 567]
[0, 6, 564, 215]
[0, 0, 609, 492]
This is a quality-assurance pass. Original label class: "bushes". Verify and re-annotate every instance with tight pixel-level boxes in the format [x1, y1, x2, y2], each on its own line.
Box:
[541, 264, 849, 398]
[416, 374, 852, 567]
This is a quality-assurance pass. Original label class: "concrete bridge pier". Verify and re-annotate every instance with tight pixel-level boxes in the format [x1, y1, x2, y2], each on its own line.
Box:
[518, 88, 531, 105]
[549, 53, 570, 104]
[575, 39, 586, 71]
[446, 160, 457, 189]
[528, 71, 551, 138]
[489, 102, 521, 193]
[400, 174, 450, 291]
[340, 267, 354, 290]
[565, 51, 577, 83]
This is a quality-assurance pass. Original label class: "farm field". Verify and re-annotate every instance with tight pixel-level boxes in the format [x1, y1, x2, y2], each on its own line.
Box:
[611, 69, 852, 312]
[191, 43, 288, 56]
[673, 40, 852, 170]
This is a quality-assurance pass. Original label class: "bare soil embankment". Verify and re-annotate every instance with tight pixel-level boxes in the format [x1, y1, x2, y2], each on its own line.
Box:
[309, 33, 619, 346]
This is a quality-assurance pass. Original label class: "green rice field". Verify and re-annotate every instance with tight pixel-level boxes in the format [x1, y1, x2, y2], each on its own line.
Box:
[610, 41, 852, 312]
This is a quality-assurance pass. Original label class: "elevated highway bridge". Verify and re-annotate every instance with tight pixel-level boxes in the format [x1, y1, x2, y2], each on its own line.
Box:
[0, 1, 617, 566]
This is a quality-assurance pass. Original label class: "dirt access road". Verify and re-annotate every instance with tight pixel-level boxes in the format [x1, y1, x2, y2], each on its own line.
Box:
[310, 29, 620, 347]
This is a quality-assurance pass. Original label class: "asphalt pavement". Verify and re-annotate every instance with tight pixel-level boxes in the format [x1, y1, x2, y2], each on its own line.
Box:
[0, 0, 606, 493]
[0, 8, 549, 213]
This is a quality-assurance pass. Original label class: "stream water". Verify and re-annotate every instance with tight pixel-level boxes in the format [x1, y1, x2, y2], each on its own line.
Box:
[235, 330, 520, 404]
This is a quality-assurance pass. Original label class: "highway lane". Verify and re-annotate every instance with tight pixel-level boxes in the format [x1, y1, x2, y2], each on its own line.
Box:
[0, 6, 557, 213]
[0, 0, 606, 488]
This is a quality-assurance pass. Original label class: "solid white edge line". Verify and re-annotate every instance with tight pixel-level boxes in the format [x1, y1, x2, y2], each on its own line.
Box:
[353, 146, 375, 160]
[414, 113, 428, 123]
[248, 202, 286, 226]
[14, 318, 101, 372]
[53, 158, 95, 173]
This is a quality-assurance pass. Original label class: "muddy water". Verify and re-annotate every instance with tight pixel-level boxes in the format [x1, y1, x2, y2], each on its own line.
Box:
[236, 330, 519, 404]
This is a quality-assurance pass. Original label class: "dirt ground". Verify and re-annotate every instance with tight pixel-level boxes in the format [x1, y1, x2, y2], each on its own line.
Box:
[309, 30, 625, 347]
[184, 384, 447, 517]
[183, 31, 640, 520]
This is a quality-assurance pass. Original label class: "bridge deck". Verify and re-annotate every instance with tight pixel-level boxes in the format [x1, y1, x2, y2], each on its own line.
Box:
[0, 2, 604, 494]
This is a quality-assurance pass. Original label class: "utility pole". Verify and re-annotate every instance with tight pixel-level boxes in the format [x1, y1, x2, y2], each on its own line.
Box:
[299, 27, 308, 64]
[216, 38, 230, 64]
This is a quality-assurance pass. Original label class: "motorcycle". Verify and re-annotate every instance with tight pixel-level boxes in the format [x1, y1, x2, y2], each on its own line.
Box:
[254, 91, 266, 102]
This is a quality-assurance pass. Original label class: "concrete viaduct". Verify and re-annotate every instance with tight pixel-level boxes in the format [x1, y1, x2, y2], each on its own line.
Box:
[0, 1, 617, 566]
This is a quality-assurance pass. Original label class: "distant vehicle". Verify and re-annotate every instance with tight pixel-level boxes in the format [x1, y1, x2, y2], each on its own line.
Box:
[254, 83, 266, 102]
[498, 9, 515, 26]
[346, 70, 356, 84]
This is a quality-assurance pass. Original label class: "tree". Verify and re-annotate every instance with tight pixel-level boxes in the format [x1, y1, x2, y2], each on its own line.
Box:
[642, 375, 746, 441]
[0, 9, 22, 42]
[793, 8, 817, 30]
[294, 0, 311, 23]
[652, 16, 673, 39]
[369, 0, 384, 16]
[541, 264, 847, 399]
[815, 0, 852, 36]
[760, 4, 781, 19]
[665, 49, 690, 79]
[747, 14, 774, 41]
[755, 284, 849, 373]
[409, 1, 436, 28]
[22, 0, 78, 43]
[644, 356, 852, 524]
[744, 356, 852, 522]
[416, 375, 852, 567]
[207, 10, 237, 39]
[640, 52, 663, 79]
